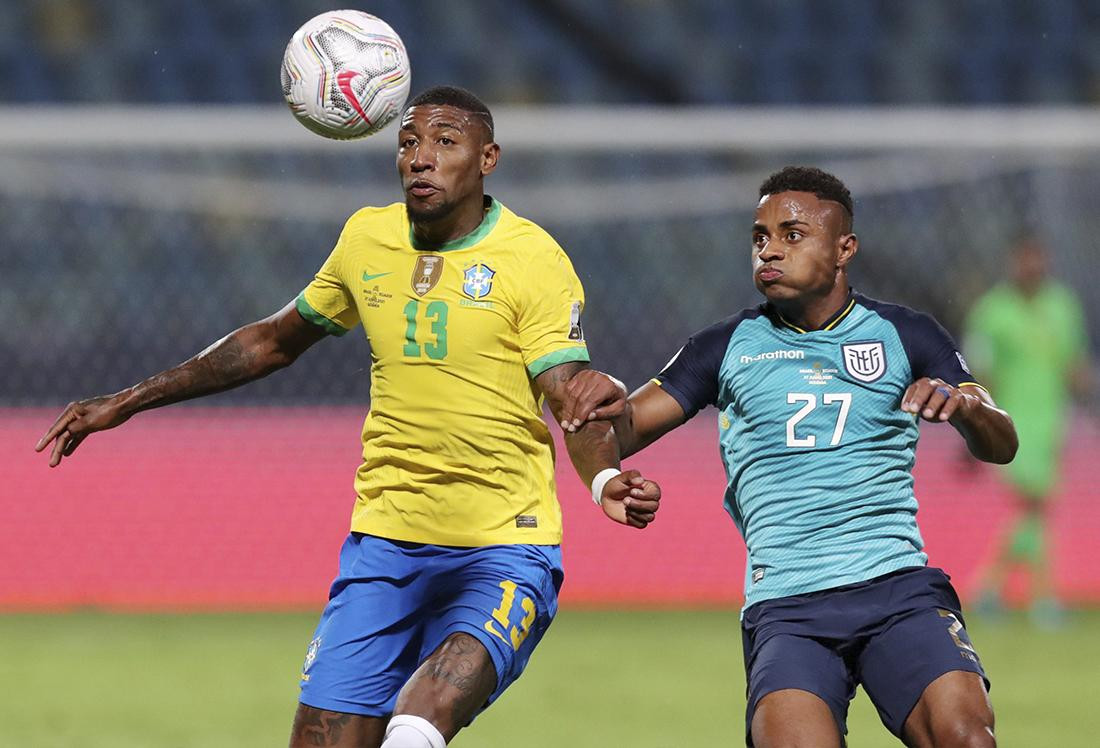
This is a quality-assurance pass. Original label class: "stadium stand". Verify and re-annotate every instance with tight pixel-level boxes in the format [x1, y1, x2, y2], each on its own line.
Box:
[4, 0, 1100, 106]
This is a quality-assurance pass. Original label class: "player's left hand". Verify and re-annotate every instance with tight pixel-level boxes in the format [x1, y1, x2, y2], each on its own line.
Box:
[901, 378, 978, 423]
[599, 469, 661, 529]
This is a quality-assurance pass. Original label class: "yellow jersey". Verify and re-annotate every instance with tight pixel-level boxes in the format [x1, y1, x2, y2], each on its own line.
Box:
[297, 198, 588, 546]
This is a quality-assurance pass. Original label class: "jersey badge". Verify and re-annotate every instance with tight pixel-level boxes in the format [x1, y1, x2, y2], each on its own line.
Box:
[841, 341, 887, 382]
[412, 255, 444, 296]
[462, 262, 496, 300]
[303, 637, 321, 671]
[799, 360, 839, 385]
[955, 351, 972, 374]
[568, 300, 585, 341]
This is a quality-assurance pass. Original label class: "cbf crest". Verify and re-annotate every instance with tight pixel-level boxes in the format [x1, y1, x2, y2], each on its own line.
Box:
[303, 637, 321, 672]
[462, 263, 496, 300]
[841, 341, 887, 382]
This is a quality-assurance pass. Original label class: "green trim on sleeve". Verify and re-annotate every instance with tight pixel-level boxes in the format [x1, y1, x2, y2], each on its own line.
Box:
[527, 346, 591, 378]
[295, 292, 351, 337]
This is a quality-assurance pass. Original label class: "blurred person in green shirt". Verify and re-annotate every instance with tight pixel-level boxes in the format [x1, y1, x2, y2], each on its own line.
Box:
[966, 235, 1092, 626]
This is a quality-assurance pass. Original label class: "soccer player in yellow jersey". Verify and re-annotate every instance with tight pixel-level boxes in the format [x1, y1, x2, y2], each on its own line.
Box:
[35, 86, 661, 748]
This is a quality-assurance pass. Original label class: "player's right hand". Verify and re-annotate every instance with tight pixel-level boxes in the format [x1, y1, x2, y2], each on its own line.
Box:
[599, 468, 661, 529]
[35, 396, 130, 467]
[560, 369, 628, 433]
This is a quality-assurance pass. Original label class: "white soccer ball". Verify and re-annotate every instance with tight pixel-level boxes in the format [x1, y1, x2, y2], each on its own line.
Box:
[280, 10, 411, 140]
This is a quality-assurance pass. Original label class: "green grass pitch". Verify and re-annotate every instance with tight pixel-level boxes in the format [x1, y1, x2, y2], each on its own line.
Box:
[2, 608, 1098, 746]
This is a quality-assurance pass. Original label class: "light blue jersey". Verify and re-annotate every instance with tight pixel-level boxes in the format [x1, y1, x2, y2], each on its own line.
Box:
[656, 293, 979, 609]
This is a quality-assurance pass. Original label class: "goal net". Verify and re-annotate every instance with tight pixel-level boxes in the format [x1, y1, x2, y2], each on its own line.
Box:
[2, 105, 1097, 401]
[3, 105, 1098, 608]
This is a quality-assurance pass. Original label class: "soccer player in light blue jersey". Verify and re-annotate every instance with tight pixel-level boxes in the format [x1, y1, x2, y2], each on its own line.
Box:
[561, 166, 1018, 747]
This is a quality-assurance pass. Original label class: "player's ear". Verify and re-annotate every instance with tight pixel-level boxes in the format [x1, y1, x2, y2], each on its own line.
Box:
[481, 142, 500, 176]
[837, 233, 858, 268]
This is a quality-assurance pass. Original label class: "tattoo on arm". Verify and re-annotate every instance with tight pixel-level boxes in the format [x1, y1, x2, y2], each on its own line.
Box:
[535, 362, 621, 482]
[563, 418, 619, 482]
[535, 361, 587, 421]
[129, 332, 267, 413]
[545, 361, 579, 390]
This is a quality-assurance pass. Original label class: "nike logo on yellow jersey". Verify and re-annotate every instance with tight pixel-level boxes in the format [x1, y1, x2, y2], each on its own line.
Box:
[362, 271, 392, 282]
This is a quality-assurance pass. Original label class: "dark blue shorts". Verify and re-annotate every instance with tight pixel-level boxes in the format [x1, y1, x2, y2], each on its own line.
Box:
[298, 533, 563, 717]
[740, 567, 987, 744]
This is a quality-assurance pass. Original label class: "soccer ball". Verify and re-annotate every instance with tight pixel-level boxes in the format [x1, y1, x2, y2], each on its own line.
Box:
[280, 10, 411, 140]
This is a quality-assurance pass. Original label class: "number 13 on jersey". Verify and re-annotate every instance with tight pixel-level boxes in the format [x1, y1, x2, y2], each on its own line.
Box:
[403, 300, 448, 359]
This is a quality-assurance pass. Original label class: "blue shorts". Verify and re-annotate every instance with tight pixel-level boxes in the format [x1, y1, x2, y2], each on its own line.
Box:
[299, 533, 564, 717]
[740, 567, 988, 744]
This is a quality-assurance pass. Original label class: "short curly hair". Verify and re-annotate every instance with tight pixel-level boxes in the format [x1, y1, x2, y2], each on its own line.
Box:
[405, 85, 494, 139]
[759, 166, 853, 222]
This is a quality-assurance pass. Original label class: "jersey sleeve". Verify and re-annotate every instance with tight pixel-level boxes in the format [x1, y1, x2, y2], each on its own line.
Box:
[898, 308, 979, 387]
[296, 227, 360, 336]
[654, 314, 741, 418]
[519, 245, 590, 377]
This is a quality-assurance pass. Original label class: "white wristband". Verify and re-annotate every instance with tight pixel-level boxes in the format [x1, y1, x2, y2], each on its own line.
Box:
[590, 468, 621, 506]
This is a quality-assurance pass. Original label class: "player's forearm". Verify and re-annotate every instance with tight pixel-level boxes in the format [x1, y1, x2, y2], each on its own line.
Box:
[612, 406, 648, 459]
[113, 321, 293, 416]
[563, 419, 622, 486]
[951, 398, 1018, 464]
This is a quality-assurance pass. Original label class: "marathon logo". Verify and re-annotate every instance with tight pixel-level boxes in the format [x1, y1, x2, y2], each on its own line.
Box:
[740, 349, 805, 364]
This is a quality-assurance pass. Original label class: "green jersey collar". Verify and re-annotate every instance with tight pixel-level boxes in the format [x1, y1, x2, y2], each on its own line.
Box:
[410, 196, 501, 252]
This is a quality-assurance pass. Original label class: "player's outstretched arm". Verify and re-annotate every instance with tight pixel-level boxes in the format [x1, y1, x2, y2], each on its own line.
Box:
[560, 370, 687, 458]
[536, 362, 660, 529]
[901, 378, 1018, 464]
[35, 301, 328, 467]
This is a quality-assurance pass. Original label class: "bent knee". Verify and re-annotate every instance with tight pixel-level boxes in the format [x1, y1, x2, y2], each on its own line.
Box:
[904, 670, 994, 748]
[925, 720, 995, 748]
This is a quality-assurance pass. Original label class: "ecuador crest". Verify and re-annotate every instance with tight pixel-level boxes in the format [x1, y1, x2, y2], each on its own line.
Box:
[841, 341, 887, 382]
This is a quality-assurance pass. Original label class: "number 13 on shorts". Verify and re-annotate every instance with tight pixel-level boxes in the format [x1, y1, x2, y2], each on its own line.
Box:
[485, 580, 537, 651]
